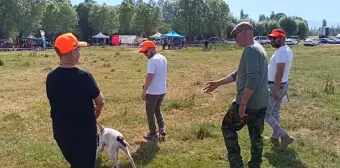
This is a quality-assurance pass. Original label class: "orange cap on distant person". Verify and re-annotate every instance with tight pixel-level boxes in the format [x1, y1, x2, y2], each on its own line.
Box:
[54, 33, 87, 54]
[139, 41, 156, 53]
[268, 29, 286, 38]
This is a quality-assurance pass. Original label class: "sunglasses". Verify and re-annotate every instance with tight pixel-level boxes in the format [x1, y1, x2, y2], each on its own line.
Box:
[233, 30, 248, 39]
[269, 36, 282, 40]
[143, 48, 150, 55]
[232, 31, 241, 39]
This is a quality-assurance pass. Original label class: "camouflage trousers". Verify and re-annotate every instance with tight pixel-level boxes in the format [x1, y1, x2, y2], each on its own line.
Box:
[265, 83, 289, 139]
[221, 102, 266, 168]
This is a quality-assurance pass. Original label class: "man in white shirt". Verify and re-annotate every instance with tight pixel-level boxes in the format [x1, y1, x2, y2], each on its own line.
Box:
[266, 29, 294, 150]
[139, 41, 167, 141]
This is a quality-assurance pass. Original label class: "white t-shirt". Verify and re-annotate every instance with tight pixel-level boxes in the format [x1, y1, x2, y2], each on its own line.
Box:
[268, 45, 293, 83]
[146, 53, 167, 95]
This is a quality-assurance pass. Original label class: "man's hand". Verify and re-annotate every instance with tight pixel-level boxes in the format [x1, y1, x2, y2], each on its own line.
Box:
[272, 90, 280, 100]
[94, 92, 104, 119]
[203, 81, 219, 93]
[239, 104, 247, 118]
[141, 91, 147, 100]
[95, 108, 100, 119]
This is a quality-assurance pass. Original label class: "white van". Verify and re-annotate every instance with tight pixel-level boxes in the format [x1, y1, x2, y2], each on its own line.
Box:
[254, 36, 271, 44]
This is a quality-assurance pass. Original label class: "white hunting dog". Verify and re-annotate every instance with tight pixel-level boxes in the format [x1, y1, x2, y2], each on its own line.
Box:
[96, 124, 137, 168]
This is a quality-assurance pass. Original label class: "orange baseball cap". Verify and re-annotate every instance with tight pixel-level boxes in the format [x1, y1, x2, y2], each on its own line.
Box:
[54, 33, 87, 54]
[139, 41, 156, 53]
[268, 29, 286, 38]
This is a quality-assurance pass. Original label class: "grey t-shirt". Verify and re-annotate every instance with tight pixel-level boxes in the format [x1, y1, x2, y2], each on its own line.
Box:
[235, 41, 269, 109]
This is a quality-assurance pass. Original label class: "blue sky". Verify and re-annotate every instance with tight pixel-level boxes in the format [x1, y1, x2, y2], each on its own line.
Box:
[71, 0, 340, 28]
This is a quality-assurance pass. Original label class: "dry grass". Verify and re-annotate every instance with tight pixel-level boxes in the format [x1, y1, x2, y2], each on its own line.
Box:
[0, 44, 340, 168]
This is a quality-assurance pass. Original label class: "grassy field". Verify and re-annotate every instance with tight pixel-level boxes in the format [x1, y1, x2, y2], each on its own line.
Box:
[0, 44, 340, 168]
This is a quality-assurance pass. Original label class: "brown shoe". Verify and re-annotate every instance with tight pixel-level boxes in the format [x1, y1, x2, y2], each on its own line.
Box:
[270, 137, 280, 147]
[280, 136, 294, 150]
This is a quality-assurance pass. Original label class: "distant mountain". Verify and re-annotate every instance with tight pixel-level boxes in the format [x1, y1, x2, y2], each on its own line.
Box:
[307, 20, 340, 29]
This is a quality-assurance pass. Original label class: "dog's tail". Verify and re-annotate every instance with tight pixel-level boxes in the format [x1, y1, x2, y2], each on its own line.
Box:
[117, 136, 136, 153]
[124, 140, 136, 153]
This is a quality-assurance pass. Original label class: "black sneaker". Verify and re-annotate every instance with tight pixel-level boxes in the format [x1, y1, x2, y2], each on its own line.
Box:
[280, 136, 295, 150]
[143, 133, 158, 141]
[159, 128, 167, 136]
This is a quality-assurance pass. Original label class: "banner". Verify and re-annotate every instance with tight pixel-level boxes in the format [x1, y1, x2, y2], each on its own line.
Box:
[112, 35, 120, 46]
[40, 30, 46, 48]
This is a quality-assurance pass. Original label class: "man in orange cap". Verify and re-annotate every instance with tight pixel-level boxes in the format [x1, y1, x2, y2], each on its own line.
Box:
[266, 29, 294, 150]
[46, 33, 105, 168]
[139, 41, 167, 141]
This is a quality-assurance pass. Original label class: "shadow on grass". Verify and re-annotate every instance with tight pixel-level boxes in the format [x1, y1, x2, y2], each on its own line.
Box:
[132, 141, 159, 165]
[264, 148, 307, 168]
[119, 140, 159, 168]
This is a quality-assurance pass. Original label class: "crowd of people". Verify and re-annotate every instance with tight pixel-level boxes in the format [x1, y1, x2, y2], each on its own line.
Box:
[46, 22, 294, 168]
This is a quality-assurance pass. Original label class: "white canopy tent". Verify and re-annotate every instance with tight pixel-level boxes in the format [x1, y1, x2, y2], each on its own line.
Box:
[92, 32, 110, 45]
[149, 32, 162, 39]
[92, 32, 109, 38]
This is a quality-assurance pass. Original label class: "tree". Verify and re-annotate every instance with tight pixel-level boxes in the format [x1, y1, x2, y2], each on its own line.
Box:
[158, 0, 179, 32]
[240, 9, 244, 19]
[255, 20, 279, 36]
[240, 9, 248, 19]
[42, 2, 59, 39]
[133, 2, 161, 36]
[322, 19, 327, 28]
[177, 0, 206, 39]
[270, 11, 275, 20]
[42, 1, 78, 40]
[259, 14, 266, 21]
[76, 1, 96, 41]
[56, 2, 78, 33]
[89, 4, 119, 35]
[0, 0, 22, 38]
[255, 21, 267, 36]
[203, 0, 230, 37]
[118, 0, 135, 34]
[296, 20, 309, 38]
[269, 11, 286, 21]
[279, 16, 297, 36]
[16, 0, 46, 38]
[273, 13, 286, 20]
[267, 20, 279, 33]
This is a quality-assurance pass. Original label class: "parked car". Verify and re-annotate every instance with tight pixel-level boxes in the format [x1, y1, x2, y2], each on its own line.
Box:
[0, 39, 12, 48]
[254, 36, 271, 44]
[285, 38, 298, 45]
[319, 38, 336, 44]
[303, 38, 319, 46]
[330, 38, 340, 44]
[326, 38, 336, 44]
[226, 38, 236, 44]
[208, 37, 227, 44]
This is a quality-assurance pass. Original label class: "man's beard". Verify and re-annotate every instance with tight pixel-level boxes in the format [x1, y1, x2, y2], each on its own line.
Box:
[271, 43, 280, 48]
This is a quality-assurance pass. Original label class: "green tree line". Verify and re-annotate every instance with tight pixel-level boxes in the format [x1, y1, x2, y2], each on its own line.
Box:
[0, 0, 315, 42]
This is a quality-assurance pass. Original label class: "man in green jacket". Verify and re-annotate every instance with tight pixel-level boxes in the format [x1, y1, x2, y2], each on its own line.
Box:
[203, 22, 269, 168]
